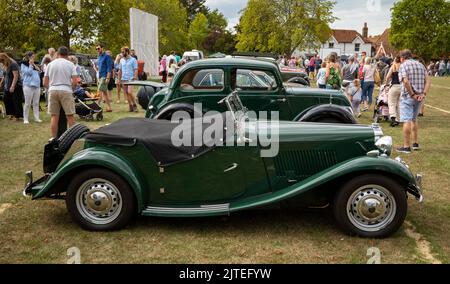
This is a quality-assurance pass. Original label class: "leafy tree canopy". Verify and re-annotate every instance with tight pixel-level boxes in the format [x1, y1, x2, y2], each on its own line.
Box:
[236, 0, 336, 55]
[189, 13, 209, 50]
[390, 0, 450, 61]
[180, 0, 209, 22]
[0, 0, 236, 57]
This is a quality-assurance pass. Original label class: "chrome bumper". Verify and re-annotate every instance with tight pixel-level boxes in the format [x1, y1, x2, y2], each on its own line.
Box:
[23, 171, 33, 197]
[396, 157, 424, 203]
[23, 171, 51, 198]
[415, 173, 424, 203]
[406, 173, 424, 203]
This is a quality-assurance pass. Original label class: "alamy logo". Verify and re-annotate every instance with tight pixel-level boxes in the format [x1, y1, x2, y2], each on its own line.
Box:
[367, 247, 381, 264]
[170, 104, 280, 158]
[67, 0, 81, 12]
[67, 247, 81, 264]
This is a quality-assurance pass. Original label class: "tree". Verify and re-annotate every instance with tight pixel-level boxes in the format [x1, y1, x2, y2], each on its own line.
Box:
[189, 13, 209, 50]
[390, 0, 450, 61]
[213, 31, 237, 55]
[236, 0, 336, 55]
[0, 0, 129, 51]
[137, 0, 190, 55]
[0, 0, 190, 55]
[180, 0, 209, 22]
[236, 0, 278, 53]
[207, 9, 228, 32]
[202, 9, 231, 54]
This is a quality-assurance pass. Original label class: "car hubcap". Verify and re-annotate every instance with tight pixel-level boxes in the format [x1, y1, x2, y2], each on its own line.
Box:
[76, 179, 122, 225]
[347, 185, 396, 232]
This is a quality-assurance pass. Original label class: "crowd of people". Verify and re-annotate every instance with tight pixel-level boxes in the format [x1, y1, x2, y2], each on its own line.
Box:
[0, 44, 443, 154]
[282, 49, 432, 154]
[427, 60, 450, 77]
[0, 44, 142, 137]
[158, 51, 186, 83]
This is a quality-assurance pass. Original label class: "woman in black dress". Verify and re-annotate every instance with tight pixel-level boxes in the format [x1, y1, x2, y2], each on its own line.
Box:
[0, 53, 23, 120]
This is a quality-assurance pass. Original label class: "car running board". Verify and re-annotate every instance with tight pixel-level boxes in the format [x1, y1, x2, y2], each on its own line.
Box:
[142, 204, 230, 217]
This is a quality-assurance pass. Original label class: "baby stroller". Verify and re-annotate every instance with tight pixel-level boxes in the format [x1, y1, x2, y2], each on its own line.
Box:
[74, 87, 103, 121]
[373, 84, 390, 123]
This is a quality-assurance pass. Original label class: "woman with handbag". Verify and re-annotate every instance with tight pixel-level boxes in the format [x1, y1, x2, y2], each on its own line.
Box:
[0, 53, 23, 121]
[384, 56, 401, 127]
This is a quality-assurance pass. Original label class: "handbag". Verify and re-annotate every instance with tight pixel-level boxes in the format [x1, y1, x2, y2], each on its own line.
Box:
[374, 69, 381, 86]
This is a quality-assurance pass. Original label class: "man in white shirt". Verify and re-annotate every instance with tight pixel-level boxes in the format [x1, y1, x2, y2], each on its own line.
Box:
[44, 46, 78, 138]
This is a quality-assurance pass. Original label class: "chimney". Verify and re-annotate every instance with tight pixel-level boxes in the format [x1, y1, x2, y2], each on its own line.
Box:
[363, 23, 368, 38]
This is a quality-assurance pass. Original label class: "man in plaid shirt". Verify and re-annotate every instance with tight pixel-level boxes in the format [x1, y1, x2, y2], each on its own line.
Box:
[397, 50, 431, 154]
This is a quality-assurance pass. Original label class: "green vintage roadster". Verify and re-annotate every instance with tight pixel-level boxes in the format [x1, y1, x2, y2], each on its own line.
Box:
[24, 92, 423, 238]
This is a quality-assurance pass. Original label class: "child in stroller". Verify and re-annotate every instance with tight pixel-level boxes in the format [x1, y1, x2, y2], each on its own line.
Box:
[74, 84, 103, 121]
[373, 84, 390, 123]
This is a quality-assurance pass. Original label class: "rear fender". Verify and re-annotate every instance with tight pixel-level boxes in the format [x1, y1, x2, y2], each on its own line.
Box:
[296, 104, 357, 124]
[154, 103, 204, 120]
[32, 148, 147, 211]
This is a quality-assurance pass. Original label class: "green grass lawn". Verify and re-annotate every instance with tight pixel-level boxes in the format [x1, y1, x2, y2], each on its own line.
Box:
[0, 79, 449, 264]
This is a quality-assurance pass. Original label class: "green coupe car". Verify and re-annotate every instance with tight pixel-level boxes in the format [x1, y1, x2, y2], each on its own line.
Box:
[138, 58, 355, 124]
[24, 92, 422, 238]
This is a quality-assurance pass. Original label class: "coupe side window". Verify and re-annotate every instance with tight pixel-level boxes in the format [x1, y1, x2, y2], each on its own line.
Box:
[180, 69, 224, 91]
[233, 69, 278, 91]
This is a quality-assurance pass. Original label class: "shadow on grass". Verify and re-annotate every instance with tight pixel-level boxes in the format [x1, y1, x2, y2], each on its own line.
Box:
[46, 202, 338, 236]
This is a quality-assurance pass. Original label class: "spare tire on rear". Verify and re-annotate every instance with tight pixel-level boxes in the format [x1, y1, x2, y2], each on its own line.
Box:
[58, 124, 90, 154]
[287, 76, 310, 87]
[137, 87, 155, 110]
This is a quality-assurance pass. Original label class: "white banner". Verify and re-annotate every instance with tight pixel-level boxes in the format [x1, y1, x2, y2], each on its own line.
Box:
[130, 8, 159, 76]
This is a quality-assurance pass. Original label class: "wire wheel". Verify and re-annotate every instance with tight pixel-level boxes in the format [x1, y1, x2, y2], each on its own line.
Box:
[75, 178, 123, 225]
[346, 185, 397, 233]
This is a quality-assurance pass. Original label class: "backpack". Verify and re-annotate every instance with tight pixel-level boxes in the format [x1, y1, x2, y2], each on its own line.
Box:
[358, 65, 364, 80]
[327, 67, 341, 89]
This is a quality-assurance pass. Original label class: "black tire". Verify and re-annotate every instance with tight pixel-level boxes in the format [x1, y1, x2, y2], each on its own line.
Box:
[96, 112, 104, 121]
[58, 124, 90, 154]
[287, 77, 310, 86]
[304, 115, 355, 124]
[316, 117, 344, 123]
[66, 168, 136, 231]
[137, 86, 155, 110]
[333, 174, 408, 238]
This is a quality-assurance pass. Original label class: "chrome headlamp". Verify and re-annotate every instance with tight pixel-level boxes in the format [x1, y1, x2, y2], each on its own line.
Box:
[375, 136, 393, 157]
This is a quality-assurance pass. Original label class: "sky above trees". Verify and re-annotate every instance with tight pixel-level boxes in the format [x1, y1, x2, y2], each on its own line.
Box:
[206, 0, 396, 35]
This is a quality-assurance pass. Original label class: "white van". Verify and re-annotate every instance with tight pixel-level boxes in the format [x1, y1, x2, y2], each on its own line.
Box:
[182, 50, 204, 62]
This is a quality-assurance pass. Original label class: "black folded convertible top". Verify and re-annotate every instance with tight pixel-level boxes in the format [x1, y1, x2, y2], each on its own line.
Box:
[84, 116, 228, 167]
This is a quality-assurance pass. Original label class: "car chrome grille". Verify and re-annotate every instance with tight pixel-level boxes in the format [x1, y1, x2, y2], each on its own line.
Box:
[274, 150, 338, 179]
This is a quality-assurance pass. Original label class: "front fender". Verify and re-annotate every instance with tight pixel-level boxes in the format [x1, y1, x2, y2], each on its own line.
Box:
[231, 156, 417, 212]
[32, 148, 147, 211]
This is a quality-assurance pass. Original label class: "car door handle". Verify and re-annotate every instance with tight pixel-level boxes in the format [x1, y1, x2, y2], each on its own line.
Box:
[277, 98, 287, 103]
[224, 163, 239, 173]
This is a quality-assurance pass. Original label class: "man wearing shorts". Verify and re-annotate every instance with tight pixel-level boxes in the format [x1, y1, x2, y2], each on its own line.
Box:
[96, 44, 113, 112]
[44, 46, 78, 138]
[397, 50, 430, 154]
